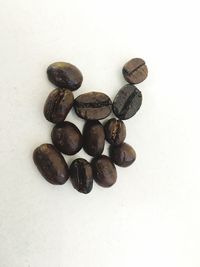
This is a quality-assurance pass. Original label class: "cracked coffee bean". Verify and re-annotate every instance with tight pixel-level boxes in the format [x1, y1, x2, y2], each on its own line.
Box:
[113, 84, 142, 120]
[104, 118, 126, 145]
[122, 58, 148, 84]
[74, 92, 112, 120]
[92, 155, 117, 187]
[33, 144, 69, 185]
[44, 88, 74, 123]
[110, 143, 136, 167]
[83, 120, 105, 157]
[47, 62, 83, 91]
[51, 121, 82, 155]
[70, 158, 93, 194]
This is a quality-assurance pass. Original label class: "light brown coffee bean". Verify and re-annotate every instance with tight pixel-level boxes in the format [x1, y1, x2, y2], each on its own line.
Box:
[122, 58, 148, 84]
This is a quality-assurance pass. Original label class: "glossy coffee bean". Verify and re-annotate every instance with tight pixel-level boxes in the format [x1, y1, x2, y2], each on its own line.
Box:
[92, 155, 117, 187]
[122, 58, 148, 84]
[104, 118, 126, 145]
[33, 144, 69, 185]
[74, 92, 112, 120]
[70, 158, 93, 194]
[43, 88, 74, 123]
[51, 121, 82, 155]
[47, 62, 83, 91]
[110, 143, 136, 167]
[83, 120, 105, 157]
[113, 84, 142, 120]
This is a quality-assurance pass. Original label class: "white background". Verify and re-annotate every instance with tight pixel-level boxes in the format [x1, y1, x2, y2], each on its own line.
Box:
[0, 0, 200, 266]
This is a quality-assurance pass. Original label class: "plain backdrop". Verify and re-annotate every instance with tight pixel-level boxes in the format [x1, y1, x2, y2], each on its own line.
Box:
[0, 0, 200, 266]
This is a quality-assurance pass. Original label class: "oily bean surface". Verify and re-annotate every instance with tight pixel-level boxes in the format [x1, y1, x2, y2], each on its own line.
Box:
[74, 92, 112, 120]
[51, 121, 82, 155]
[44, 88, 74, 123]
[104, 118, 126, 145]
[122, 58, 148, 84]
[113, 84, 142, 120]
[110, 143, 136, 167]
[47, 62, 83, 91]
[83, 120, 105, 157]
[92, 155, 117, 187]
[33, 144, 69, 185]
[70, 158, 93, 194]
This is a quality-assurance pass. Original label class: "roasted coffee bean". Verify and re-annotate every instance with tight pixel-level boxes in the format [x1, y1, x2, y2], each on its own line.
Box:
[92, 155, 117, 187]
[83, 120, 105, 157]
[110, 143, 136, 167]
[113, 84, 142, 120]
[74, 92, 112, 120]
[51, 121, 82, 155]
[33, 144, 69, 185]
[122, 58, 148, 84]
[104, 118, 126, 145]
[70, 158, 93, 194]
[47, 62, 83, 91]
[43, 88, 74, 123]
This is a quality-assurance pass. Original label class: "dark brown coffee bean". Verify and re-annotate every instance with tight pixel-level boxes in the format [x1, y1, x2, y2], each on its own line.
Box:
[110, 143, 136, 167]
[70, 158, 93, 194]
[51, 121, 82, 155]
[92, 155, 117, 187]
[33, 144, 69, 185]
[83, 120, 105, 157]
[122, 58, 148, 84]
[113, 84, 142, 120]
[43, 88, 74, 123]
[104, 118, 126, 145]
[47, 62, 83, 91]
[74, 92, 112, 120]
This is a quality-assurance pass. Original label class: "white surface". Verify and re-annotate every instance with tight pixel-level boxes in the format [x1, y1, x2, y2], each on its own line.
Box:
[0, 0, 200, 266]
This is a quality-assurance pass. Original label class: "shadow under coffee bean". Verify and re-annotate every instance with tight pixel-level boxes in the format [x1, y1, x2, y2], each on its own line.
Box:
[33, 58, 148, 193]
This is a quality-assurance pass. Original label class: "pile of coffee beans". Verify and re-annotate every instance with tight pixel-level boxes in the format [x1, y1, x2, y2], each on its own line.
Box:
[33, 58, 148, 194]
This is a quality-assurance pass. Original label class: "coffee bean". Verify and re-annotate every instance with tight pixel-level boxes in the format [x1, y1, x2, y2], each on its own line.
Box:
[83, 120, 105, 157]
[110, 143, 136, 167]
[104, 118, 126, 145]
[113, 84, 142, 120]
[70, 158, 93, 194]
[92, 155, 117, 187]
[122, 58, 148, 84]
[43, 88, 74, 123]
[74, 92, 112, 120]
[51, 121, 82, 155]
[33, 144, 69, 185]
[47, 62, 83, 91]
